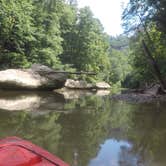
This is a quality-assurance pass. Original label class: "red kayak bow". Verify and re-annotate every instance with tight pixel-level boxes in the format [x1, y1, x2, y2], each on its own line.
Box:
[0, 137, 69, 166]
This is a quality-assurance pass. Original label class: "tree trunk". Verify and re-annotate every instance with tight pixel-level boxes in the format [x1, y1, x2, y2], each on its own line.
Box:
[142, 40, 166, 90]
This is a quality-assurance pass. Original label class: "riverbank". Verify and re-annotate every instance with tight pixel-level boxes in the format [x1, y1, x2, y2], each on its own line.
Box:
[111, 92, 166, 103]
[0, 65, 111, 91]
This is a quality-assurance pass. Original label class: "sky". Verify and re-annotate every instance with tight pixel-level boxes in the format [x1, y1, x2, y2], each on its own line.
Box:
[78, 0, 129, 36]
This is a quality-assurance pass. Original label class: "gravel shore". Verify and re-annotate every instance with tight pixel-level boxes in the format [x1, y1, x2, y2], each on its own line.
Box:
[110, 93, 166, 103]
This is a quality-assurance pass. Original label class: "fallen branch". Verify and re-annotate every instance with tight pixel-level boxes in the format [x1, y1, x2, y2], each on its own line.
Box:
[48, 71, 97, 75]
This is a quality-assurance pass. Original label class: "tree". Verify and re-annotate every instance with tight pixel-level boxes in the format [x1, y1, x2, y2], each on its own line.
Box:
[109, 35, 131, 85]
[0, 1, 111, 83]
[0, 0, 64, 69]
[30, 0, 64, 68]
[0, 0, 35, 68]
[123, 0, 166, 34]
[122, 0, 166, 88]
[60, 7, 111, 82]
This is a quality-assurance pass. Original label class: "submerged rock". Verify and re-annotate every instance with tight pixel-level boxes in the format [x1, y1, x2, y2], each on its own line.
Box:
[0, 64, 67, 90]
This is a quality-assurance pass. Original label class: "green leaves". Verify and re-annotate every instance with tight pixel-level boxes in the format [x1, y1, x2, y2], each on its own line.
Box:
[121, 0, 166, 88]
[0, 0, 34, 68]
[0, 0, 64, 69]
[60, 7, 111, 82]
[0, 0, 112, 82]
[108, 35, 131, 85]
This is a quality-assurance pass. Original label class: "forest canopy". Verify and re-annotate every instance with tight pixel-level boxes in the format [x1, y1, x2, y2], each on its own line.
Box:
[0, 0, 131, 85]
[2, 0, 165, 88]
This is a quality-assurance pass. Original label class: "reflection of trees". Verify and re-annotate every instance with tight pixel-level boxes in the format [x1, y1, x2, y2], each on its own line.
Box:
[93, 100, 166, 166]
[56, 96, 112, 166]
[0, 95, 113, 165]
[118, 145, 139, 166]
[0, 93, 166, 166]
[108, 101, 134, 140]
[0, 110, 62, 156]
[125, 102, 166, 166]
[108, 101, 166, 166]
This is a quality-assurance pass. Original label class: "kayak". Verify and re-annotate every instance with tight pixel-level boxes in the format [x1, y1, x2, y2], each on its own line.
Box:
[0, 137, 69, 166]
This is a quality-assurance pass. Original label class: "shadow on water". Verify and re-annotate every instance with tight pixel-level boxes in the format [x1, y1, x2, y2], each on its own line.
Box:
[0, 91, 166, 165]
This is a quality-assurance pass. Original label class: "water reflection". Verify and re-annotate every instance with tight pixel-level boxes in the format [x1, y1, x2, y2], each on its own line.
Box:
[89, 140, 138, 166]
[0, 91, 66, 112]
[0, 92, 166, 165]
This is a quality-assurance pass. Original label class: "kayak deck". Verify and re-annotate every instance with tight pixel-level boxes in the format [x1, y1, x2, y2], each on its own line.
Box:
[0, 137, 69, 166]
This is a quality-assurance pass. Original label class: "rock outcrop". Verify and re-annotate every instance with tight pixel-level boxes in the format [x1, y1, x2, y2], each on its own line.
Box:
[65, 79, 110, 90]
[0, 64, 67, 90]
[95, 82, 111, 89]
[65, 79, 94, 89]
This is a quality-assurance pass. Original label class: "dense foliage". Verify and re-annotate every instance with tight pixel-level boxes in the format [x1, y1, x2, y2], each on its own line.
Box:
[122, 0, 166, 88]
[2, 0, 165, 87]
[109, 35, 131, 86]
[0, 0, 115, 83]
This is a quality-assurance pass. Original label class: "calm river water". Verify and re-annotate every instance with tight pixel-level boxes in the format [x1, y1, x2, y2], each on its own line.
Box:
[0, 91, 166, 166]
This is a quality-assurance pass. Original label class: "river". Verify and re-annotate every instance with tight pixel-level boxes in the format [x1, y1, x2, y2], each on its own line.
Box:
[0, 91, 166, 166]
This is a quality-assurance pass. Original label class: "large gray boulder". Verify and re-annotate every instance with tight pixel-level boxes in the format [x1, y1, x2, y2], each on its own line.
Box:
[65, 79, 93, 89]
[95, 82, 111, 89]
[65, 79, 111, 90]
[0, 64, 67, 90]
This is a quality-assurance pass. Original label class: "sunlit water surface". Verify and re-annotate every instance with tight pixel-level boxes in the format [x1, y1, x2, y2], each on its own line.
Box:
[0, 91, 166, 166]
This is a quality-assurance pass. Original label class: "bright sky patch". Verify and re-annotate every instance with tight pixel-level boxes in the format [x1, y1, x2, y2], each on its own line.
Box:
[78, 0, 129, 36]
